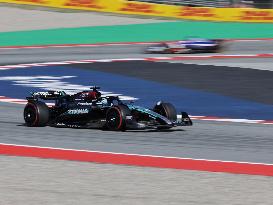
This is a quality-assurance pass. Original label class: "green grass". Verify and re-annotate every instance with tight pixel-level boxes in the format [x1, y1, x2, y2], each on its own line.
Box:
[0, 21, 272, 46]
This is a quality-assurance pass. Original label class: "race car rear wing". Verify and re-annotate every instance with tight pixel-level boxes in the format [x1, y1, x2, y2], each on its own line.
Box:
[26, 91, 67, 101]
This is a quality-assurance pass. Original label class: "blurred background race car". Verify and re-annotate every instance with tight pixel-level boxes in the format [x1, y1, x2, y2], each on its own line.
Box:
[146, 38, 225, 54]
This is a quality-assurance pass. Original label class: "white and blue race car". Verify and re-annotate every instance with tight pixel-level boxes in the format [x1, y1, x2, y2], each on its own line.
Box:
[146, 38, 225, 54]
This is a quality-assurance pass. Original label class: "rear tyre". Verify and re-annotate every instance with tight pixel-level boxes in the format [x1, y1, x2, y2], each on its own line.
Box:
[153, 102, 177, 122]
[163, 48, 172, 54]
[213, 39, 225, 53]
[24, 101, 49, 127]
[106, 105, 130, 131]
[214, 45, 224, 53]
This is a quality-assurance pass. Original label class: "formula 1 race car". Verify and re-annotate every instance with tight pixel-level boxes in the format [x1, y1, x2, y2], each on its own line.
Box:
[146, 38, 225, 54]
[23, 87, 192, 131]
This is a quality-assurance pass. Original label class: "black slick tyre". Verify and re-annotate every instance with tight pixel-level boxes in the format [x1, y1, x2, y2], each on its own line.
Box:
[153, 102, 177, 122]
[24, 101, 49, 127]
[106, 105, 130, 131]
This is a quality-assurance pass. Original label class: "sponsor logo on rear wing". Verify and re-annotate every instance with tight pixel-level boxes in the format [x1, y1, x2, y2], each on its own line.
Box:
[28, 91, 66, 100]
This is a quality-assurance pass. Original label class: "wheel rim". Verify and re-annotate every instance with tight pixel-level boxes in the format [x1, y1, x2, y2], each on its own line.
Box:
[106, 108, 122, 130]
[24, 106, 37, 125]
[155, 107, 167, 118]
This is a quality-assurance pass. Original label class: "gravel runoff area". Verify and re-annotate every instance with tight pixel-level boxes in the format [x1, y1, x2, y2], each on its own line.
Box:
[0, 4, 173, 32]
[1, 155, 273, 205]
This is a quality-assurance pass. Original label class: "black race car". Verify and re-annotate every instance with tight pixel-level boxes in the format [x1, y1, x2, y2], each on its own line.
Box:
[23, 87, 192, 131]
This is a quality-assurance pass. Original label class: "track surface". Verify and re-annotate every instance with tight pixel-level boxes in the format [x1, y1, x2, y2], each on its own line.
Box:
[0, 35, 273, 205]
[1, 6, 273, 205]
[1, 155, 273, 205]
[1, 102, 273, 164]
[74, 61, 273, 105]
[0, 40, 272, 166]
[167, 58, 273, 71]
[0, 40, 272, 65]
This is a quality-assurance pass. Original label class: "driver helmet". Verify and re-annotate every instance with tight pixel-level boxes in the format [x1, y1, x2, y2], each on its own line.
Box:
[86, 91, 101, 100]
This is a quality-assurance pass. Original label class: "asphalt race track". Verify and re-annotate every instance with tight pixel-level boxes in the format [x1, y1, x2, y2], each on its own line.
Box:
[0, 39, 273, 165]
[1, 155, 273, 205]
[74, 61, 273, 105]
[1, 101, 273, 164]
[0, 35, 273, 205]
[1, 2, 273, 202]
[0, 40, 273, 65]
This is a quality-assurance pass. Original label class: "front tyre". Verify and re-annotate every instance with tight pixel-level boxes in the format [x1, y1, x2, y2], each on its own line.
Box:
[106, 105, 130, 131]
[153, 102, 177, 122]
[24, 101, 49, 127]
